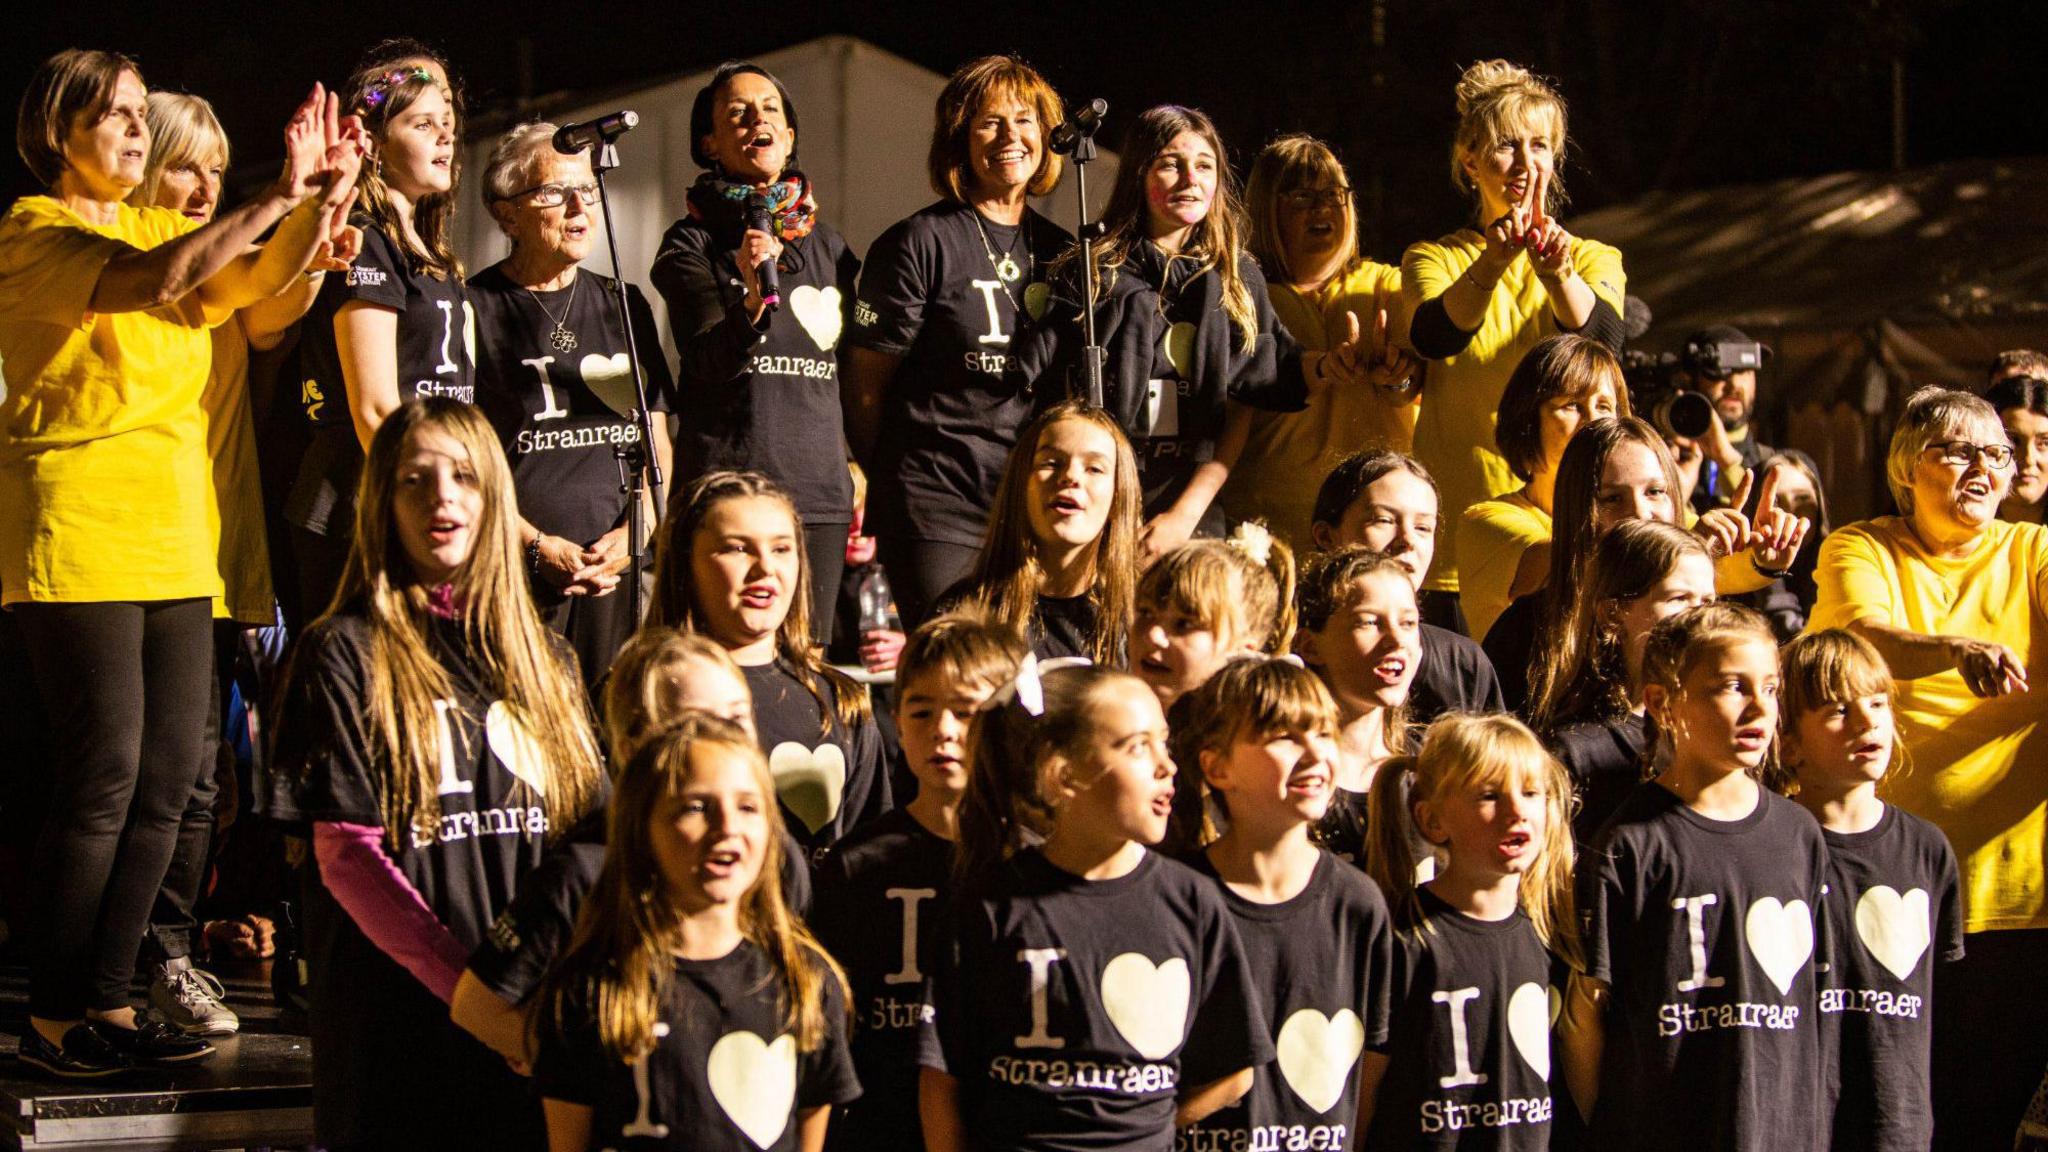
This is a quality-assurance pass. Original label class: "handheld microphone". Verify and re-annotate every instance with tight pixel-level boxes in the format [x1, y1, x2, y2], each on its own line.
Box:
[553, 110, 639, 155]
[743, 202, 781, 311]
[1049, 98, 1107, 155]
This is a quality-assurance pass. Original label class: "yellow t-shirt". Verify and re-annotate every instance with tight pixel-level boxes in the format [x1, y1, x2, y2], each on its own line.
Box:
[1459, 491, 1551, 642]
[205, 320, 275, 624]
[1402, 231, 1625, 593]
[1223, 260, 1412, 549]
[0, 196, 224, 604]
[1809, 517, 2048, 933]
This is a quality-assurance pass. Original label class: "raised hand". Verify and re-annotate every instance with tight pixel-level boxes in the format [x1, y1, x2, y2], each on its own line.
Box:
[1526, 168, 1574, 279]
[1361, 285, 1420, 394]
[1746, 463, 1811, 572]
[277, 84, 333, 202]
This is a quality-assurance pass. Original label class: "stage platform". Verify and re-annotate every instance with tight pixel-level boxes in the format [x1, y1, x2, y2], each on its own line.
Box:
[0, 966, 311, 1151]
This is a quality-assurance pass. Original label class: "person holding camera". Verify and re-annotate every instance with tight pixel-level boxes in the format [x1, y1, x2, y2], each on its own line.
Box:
[1664, 324, 1773, 515]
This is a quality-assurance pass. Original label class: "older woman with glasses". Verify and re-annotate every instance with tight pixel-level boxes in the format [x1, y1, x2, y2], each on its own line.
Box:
[469, 123, 675, 687]
[1810, 385, 2048, 1150]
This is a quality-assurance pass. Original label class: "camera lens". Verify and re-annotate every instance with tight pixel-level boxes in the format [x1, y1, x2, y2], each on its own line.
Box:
[1657, 390, 1715, 440]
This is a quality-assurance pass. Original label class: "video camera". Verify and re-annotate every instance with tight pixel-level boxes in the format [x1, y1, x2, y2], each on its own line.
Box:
[1624, 332, 1769, 441]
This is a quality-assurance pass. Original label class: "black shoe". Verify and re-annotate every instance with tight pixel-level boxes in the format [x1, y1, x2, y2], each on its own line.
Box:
[94, 1012, 216, 1065]
[16, 1023, 131, 1080]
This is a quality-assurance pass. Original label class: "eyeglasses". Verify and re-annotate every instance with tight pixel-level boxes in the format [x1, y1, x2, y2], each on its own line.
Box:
[501, 181, 601, 208]
[1281, 187, 1352, 211]
[1925, 440, 2016, 470]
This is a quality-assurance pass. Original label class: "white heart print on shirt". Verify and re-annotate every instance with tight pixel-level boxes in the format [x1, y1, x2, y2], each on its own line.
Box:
[1745, 897, 1815, 995]
[1855, 886, 1931, 981]
[1505, 982, 1551, 1081]
[577, 351, 637, 418]
[1100, 953, 1190, 1060]
[788, 285, 842, 351]
[706, 1030, 797, 1149]
[484, 701, 549, 796]
[767, 742, 845, 835]
[1275, 1008, 1365, 1113]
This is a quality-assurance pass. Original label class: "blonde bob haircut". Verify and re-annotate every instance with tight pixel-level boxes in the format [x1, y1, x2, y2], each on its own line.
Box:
[1245, 134, 1358, 287]
[1884, 385, 2003, 517]
[601, 627, 749, 765]
[132, 91, 228, 210]
[928, 55, 1065, 203]
[17, 48, 142, 189]
[1368, 713, 1581, 969]
[1450, 59, 1568, 216]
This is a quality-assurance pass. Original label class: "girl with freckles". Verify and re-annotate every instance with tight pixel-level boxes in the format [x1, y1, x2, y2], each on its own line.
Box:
[1007, 106, 1370, 560]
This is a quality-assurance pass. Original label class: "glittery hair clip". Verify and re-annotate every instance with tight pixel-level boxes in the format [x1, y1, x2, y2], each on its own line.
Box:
[359, 67, 436, 111]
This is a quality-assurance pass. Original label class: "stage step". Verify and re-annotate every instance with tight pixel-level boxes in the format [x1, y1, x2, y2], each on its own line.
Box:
[0, 966, 311, 1151]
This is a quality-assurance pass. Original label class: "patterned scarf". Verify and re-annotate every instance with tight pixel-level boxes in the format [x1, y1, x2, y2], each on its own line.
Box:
[685, 171, 818, 240]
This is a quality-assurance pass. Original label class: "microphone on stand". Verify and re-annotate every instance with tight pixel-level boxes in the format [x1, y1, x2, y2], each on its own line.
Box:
[553, 110, 639, 155]
[1049, 98, 1107, 156]
[743, 200, 781, 312]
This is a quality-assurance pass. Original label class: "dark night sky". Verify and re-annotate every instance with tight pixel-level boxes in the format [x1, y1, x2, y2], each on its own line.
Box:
[9, 0, 2045, 262]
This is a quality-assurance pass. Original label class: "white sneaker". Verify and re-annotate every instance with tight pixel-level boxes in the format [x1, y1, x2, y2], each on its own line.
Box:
[149, 957, 240, 1037]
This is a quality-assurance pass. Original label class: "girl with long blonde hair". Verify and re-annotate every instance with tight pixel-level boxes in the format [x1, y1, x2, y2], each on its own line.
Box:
[536, 716, 858, 1152]
[266, 398, 605, 1149]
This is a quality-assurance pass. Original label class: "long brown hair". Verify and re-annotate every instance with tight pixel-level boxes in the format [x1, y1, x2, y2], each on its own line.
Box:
[1494, 335, 1631, 483]
[308, 398, 604, 847]
[649, 470, 869, 736]
[541, 715, 848, 1061]
[1055, 105, 1258, 354]
[1368, 714, 1581, 968]
[344, 61, 461, 278]
[1529, 519, 1711, 734]
[1535, 416, 1686, 652]
[954, 663, 1145, 884]
[961, 402, 1142, 667]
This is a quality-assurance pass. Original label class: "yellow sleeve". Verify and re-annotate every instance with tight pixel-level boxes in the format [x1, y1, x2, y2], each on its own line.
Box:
[0, 204, 130, 330]
[1401, 240, 1457, 309]
[1808, 526, 1897, 632]
[1573, 240, 1627, 313]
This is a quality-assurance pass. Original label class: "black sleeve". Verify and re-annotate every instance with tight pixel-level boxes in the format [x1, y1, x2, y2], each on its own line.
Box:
[260, 620, 382, 827]
[648, 218, 767, 390]
[799, 960, 865, 1109]
[1568, 296, 1625, 352]
[1225, 257, 1308, 414]
[847, 217, 931, 355]
[835, 234, 863, 381]
[1003, 279, 1079, 404]
[1179, 894, 1274, 1087]
[843, 704, 894, 834]
[1935, 832, 1967, 964]
[918, 896, 971, 1074]
[1409, 295, 1477, 359]
[533, 989, 607, 1106]
[467, 838, 605, 1004]
[335, 221, 411, 313]
[781, 830, 814, 919]
[1467, 641, 1506, 714]
[624, 283, 677, 413]
[1576, 834, 1624, 986]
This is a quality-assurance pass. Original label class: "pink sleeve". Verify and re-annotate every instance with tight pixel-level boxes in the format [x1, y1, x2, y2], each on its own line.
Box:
[312, 821, 473, 1004]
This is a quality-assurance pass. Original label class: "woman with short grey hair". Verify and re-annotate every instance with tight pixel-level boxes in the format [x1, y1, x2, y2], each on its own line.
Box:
[1811, 384, 2048, 1148]
[468, 120, 676, 687]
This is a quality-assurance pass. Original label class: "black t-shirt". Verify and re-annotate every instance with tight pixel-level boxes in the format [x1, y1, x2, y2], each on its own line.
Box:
[743, 660, 892, 861]
[468, 263, 676, 546]
[262, 609, 556, 1147]
[1365, 889, 1561, 1151]
[1314, 787, 1373, 868]
[536, 940, 862, 1152]
[651, 214, 860, 525]
[923, 848, 1273, 1152]
[1035, 592, 1100, 662]
[289, 218, 476, 536]
[810, 808, 955, 1152]
[1578, 783, 1827, 1152]
[1411, 623, 1506, 726]
[1182, 850, 1394, 1152]
[1480, 591, 1545, 721]
[1815, 804, 1965, 1152]
[849, 201, 1072, 548]
[1548, 714, 1647, 847]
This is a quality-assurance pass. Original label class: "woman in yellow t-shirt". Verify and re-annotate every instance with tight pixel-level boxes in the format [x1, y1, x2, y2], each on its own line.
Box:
[1808, 385, 2048, 1149]
[1458, 334, 1628, 642]
[0, 49, 359, 1078]
[1402, 60, 1626, 632]
[1223, 135, 1419, 550]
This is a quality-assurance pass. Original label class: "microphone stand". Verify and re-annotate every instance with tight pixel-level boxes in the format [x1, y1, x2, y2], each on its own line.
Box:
[1053, 106, 1108, 409]
[585, 138, 663, 628]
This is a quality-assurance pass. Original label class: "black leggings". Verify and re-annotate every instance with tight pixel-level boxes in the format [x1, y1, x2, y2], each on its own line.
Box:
[15, 599, 214, 1018]
[804, 521, 847, 646]
[878, 535, 982, 633]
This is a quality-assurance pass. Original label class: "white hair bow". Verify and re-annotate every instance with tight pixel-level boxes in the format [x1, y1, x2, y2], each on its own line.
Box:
[982, 652, 1094, 717]
[1229, 521, 1273, 566]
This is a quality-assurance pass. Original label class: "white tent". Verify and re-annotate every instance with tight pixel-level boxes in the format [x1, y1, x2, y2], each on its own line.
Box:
[455, 34, 1117, 360]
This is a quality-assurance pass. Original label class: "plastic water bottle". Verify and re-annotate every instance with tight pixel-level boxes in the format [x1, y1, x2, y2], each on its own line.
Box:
[857, 568, 900, 634]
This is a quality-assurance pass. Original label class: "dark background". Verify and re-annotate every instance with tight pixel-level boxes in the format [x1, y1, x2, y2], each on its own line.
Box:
[7, 0, 2043, 262]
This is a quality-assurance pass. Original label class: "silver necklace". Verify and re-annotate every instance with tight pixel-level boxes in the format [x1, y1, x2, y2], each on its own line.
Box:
[523, 275, 580, 354]
[970, 208, 1028, 296]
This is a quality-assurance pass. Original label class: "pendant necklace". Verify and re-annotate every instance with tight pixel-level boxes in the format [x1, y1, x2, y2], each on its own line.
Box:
[970, 208, 1030, 304]
[524, 275, 580, 354]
